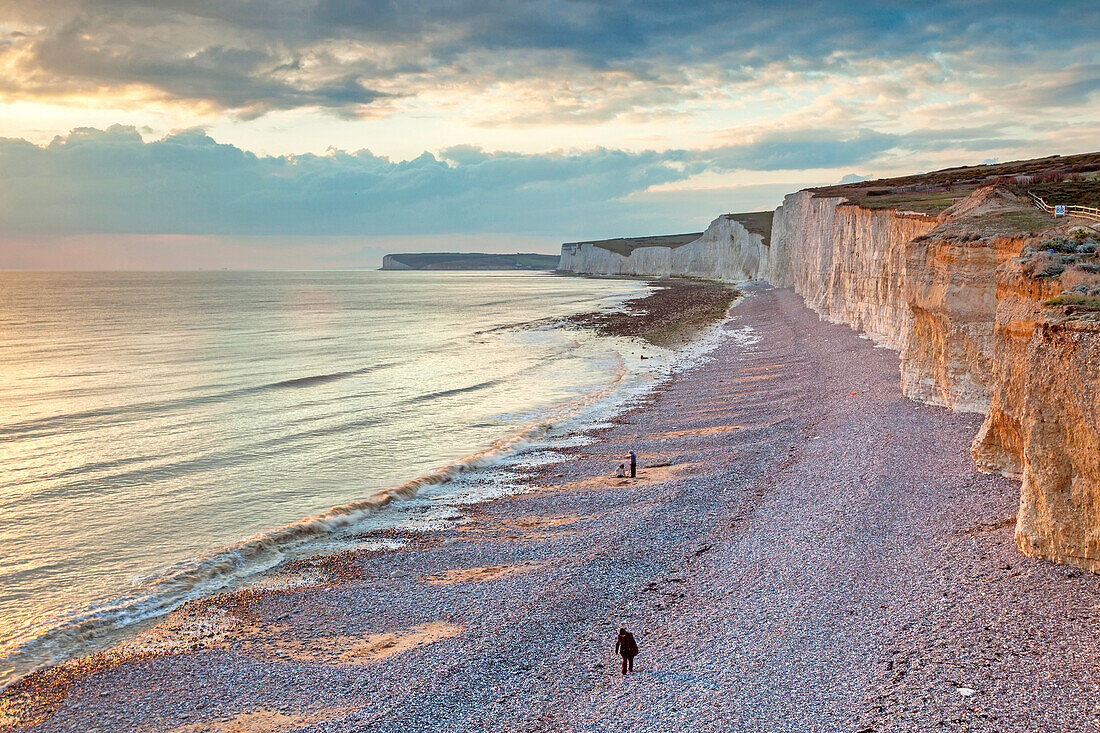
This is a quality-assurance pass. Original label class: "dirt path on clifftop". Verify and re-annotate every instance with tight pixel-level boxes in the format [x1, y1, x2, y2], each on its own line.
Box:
[5, 286, 1099, 733]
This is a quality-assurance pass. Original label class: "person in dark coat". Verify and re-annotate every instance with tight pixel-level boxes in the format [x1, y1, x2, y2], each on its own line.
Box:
[614, 627, 638, 674]
[629, 451, 637, 478]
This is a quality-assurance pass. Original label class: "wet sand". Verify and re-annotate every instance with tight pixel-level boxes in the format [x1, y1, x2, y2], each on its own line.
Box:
[3, 284, 1099, 732]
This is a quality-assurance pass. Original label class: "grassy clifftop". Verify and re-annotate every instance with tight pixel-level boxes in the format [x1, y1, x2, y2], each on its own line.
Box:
[810, 151, 1100, 217]
[723, 211, 774, 246]
[565, 211, 774, 257]
[564, 232, 704, 257]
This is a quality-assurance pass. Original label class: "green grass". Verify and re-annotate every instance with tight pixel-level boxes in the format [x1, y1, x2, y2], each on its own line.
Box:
[808, 151, 1100, 216]
[853, 190, 965, 215]
[571, 232, 703, 257]
[812, 151, 1100, 198]
[968, 210, 1053, 236]
[1025, 181, 1100, 209]
[723, 211, 774, 245]
[1044, 294, 1100, 309]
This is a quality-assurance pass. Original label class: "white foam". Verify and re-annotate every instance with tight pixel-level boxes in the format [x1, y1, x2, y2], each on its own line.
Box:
[497, 450, 567, 469]
[247, 571, 327, 592]
[0, 290, 735, 690]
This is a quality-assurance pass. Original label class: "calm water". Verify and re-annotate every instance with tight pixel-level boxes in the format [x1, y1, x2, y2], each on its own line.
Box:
[0, 270, 660, 685]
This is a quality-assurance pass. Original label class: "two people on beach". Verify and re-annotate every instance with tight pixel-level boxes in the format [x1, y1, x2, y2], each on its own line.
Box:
[614, 451, 638, 479]
[615, 627, 638, 674]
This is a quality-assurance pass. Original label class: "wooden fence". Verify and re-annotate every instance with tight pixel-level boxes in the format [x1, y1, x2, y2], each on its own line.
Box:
[1029, 192, 1100, 223]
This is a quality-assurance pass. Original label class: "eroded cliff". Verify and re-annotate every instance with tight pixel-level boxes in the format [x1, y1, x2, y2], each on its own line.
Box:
[766, 191, 936, 351]
[560, 174, 1100, 571]
[763, 188, 1028, 413]
[560, 214, 769, 281]
[768, 186, 1100, 569]
[973, 236, 1100, 568]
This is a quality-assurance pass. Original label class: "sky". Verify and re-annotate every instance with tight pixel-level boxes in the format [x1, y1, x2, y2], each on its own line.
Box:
[0, 1, 1098, 268]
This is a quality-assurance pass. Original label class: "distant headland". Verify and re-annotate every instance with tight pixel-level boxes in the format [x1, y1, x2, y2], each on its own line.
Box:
[380, 252, 561, 270]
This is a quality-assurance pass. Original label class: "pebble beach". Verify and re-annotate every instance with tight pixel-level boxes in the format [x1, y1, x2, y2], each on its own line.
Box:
[3, 283, 1099, 733]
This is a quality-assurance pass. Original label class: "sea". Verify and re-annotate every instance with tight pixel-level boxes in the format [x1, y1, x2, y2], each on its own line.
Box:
[0, 270, 712, 687]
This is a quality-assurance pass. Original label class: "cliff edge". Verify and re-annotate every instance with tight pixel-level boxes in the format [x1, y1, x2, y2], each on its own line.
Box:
[561, 213, 771, 281]
[764, 177, 1100, 570]
[560, 152, 1100, 571]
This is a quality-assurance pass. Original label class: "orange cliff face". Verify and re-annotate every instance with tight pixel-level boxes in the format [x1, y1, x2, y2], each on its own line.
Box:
[768, 186, 1026, 413]
[773, 184, 1100, 571]
[557, 179, 1100, 570]
[901, 188, 1036, 414]
[974, 254, 1100, 570]
[902, 232, 1005, 413]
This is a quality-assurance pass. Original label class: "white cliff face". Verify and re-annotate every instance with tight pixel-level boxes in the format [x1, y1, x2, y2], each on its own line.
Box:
[559, 240, 674, 276]
[380, 255, 413, 270]
[563, 191, 990, 412]
[559, 216, 767, 281]
[767, 191, 938, 351]
[561, 185, 1100, 571]
[766, 191, 1013, 414]
[669, 216, 768, 280]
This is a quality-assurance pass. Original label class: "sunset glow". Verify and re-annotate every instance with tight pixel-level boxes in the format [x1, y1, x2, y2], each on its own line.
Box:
[0, 1, 1096, 268]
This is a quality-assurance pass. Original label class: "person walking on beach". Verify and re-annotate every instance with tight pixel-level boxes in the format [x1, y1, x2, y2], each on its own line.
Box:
[615, 627, 638, 674]
[629, 451, 637, 478]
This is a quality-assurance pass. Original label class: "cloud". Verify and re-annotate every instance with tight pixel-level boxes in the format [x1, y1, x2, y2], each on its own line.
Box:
[1, 124, 957, 241]
[1, 1, 1097, 122]
[1, 121, 1051, 247]
[0, 11, 397, 117]
[705, 129, 901, 171]
[0, 126, 692, 238]
[1, 3, 1096, 269]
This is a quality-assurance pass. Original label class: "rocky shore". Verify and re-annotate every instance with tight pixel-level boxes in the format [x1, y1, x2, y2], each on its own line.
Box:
[3, 286, 1098, 732]
[560, 277, 739, 347]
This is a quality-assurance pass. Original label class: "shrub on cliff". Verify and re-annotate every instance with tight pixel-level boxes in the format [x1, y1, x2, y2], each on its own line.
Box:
[1044, 293, 1100, 311]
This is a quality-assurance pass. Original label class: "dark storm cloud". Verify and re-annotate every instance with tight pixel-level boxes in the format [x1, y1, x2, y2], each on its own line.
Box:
[2, 1, 1097, 116]
[0, 124, 1015, 239]
[191, 0, 1096, 66]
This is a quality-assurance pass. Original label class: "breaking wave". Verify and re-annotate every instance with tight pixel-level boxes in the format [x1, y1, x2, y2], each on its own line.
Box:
[0, 357, 632, 689]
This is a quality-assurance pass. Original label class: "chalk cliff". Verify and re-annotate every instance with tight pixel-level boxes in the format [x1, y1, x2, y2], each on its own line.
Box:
[768, 188, 1100, 569]
[560, 215, 768, 281]
[974, 248, 1100, 569]
[766, 191, 936, 351]
[561, 180, 1100, 571]
[766, 188, 1100, 570]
